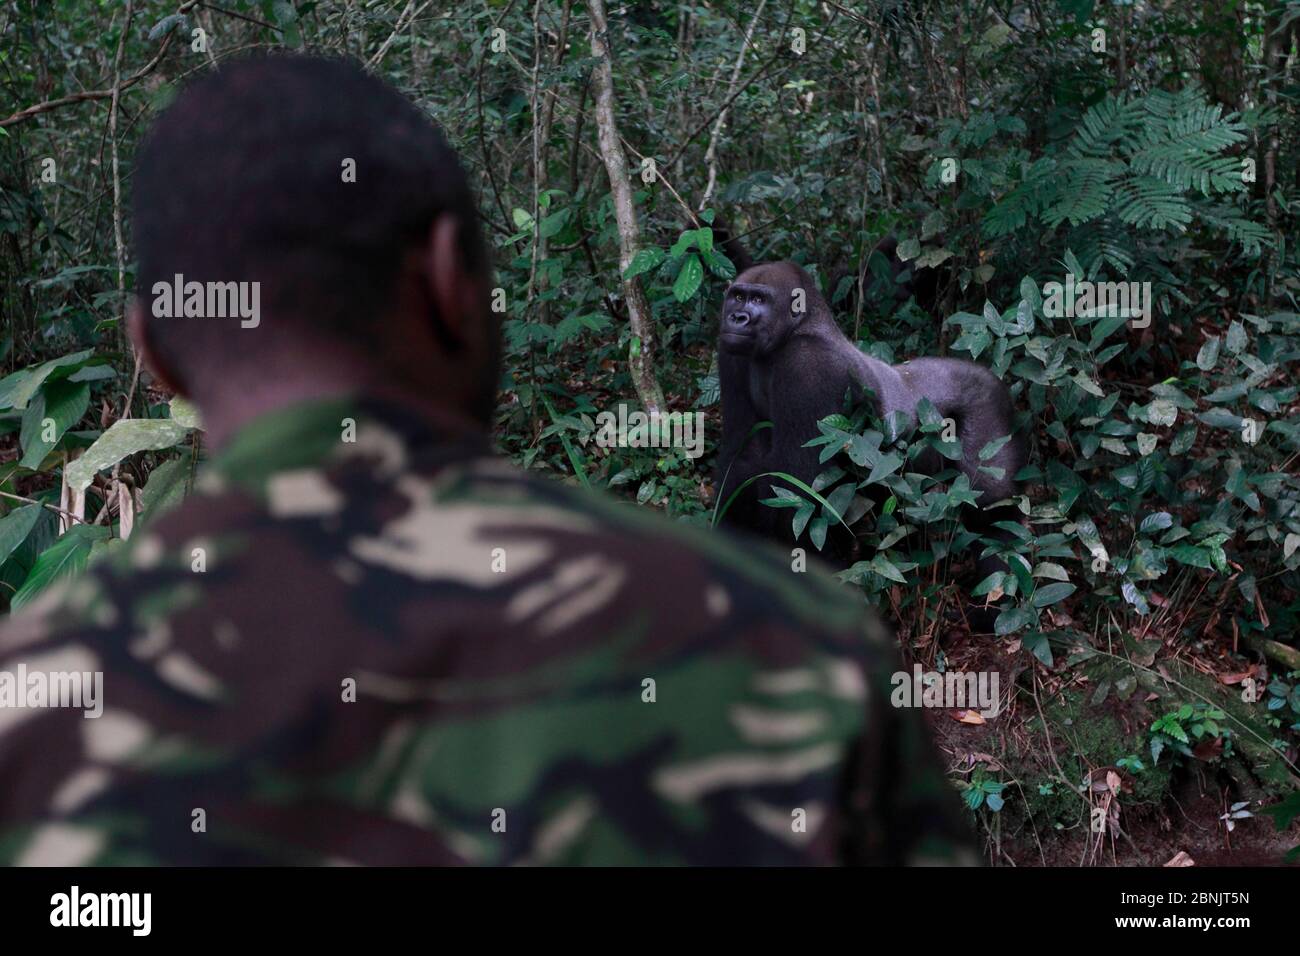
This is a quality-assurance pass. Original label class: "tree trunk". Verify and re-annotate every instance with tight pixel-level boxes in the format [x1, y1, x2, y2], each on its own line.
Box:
[586, 0, 665, 415]
[1198, 0, 1246, 110]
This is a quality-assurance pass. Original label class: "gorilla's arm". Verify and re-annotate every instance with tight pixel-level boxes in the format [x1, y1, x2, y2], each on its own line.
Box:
[738, 338, 869, 543]
[769, 339, 867, 483]
[717, 336, 864, 538]
[715, 348, 763, 527]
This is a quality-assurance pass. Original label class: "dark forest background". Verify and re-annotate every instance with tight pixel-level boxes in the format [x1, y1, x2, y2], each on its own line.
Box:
[2, 0, 1300, 864]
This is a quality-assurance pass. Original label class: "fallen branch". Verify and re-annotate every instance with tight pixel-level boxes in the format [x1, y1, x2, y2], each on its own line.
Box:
[1242, 633, 1300, 673]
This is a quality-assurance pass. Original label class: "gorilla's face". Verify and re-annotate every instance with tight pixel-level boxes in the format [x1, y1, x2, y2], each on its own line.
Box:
[719, 281, 776, 355]
[719, 262, 811, 358]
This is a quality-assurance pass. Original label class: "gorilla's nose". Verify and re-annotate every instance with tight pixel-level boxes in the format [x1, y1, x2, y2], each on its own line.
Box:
[728, 310, 752, 328]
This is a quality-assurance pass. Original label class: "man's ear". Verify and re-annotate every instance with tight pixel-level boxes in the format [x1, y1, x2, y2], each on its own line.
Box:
[127, 297, 188, 397]
[424, 214, 486, 350]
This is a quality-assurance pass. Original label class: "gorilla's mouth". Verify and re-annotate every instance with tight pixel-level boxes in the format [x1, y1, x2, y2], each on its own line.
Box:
[720, 330, 755, 352]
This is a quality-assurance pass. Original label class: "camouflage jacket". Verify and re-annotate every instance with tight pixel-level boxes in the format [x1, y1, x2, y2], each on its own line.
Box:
[0, 396, 976, 865]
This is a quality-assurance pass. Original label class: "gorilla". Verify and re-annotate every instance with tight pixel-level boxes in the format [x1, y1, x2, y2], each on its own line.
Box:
[715, 261, 1026, 595]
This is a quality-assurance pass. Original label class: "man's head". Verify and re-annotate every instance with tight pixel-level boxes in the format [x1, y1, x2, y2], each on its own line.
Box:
[131, 54, 497, 437]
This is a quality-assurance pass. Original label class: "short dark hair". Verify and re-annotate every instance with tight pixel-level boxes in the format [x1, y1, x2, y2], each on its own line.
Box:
[133, 53, 486, 380]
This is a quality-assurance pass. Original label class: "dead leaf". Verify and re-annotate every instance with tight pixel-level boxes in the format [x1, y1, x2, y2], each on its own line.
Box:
[1086, 766, 1132, 794]
[59, 456, 71, 535]
[117, 481, 135, 541]
[1163, 851, 1195, 867]
[1220, 667, 1260, 686]
[952, 710, 985, 725]
[1192, 737, 1224, 761]
[1254, 591, 1271, 629]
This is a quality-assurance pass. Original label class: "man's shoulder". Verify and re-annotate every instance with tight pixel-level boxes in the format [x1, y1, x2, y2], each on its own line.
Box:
[0, 447, 882, 656]
[451, 456, 881, 636]
[0, 448, 905, 865]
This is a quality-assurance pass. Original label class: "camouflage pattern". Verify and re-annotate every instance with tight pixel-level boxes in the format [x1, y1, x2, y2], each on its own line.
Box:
[0, 396, 977, 865]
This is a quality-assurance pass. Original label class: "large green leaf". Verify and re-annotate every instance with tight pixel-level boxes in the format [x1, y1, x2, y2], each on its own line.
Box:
[995, 605, 1038, 635]
[140, 455, 194, 521]
[65, 417, 191, 494]
[1031, 582, 1076, 608]
[673, 254, 704, 302]
[169, 397, 202, 430]
[0, 350, 97, 411]
[10, 524, 111, 610]
[623, 247, 665, 279]
[0, 504, 43, 567]
[19, 380, 90, 470]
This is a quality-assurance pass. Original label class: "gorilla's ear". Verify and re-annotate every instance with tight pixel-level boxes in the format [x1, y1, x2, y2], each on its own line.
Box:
[784, 262, 823, 323]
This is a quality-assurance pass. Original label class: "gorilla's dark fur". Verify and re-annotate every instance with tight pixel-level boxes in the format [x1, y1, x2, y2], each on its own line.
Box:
[715, 261, 1026, 593]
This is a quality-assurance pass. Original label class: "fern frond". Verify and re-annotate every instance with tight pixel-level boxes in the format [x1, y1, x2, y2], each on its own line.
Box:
[1195, 202, 1274, 256]
[1129, 146, 1242, 195]
[1112, 176, 1192, 230]
[982, 157, 1059, 237]
[1042, 159, 1120, 227]
[1070, 219, 1137, 274]
[1127, 95, 1247, 195]
[1068, 97, 1146, 159]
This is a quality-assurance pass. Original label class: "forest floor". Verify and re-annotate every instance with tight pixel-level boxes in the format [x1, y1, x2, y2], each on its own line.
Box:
[918, 619, 1300, 866]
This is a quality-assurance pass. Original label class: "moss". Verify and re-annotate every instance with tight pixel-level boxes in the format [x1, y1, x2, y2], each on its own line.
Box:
[1160, 660, 1297, 798]
[1007, 657, 1171, 831]
[1001, 653, 1296, 842]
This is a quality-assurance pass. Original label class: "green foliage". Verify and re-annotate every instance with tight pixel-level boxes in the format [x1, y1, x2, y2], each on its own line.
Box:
[1148, 702, 1233, 765]
[961, 767, 1007, 813]
[9, 523, 111, 610]
[982, 90, 1259, 245]
[1265, 671, 1300, 736]
[0, 349, 195, 610]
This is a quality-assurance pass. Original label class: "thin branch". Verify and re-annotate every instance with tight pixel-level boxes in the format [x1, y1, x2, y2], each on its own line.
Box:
[476, 36, 516, 238]
[109, 0, 134, 358]
[0, 0, 196, 128]
[700, 0, 767, 210]
[0, 490, 87, 525]
[199, 0, 277, 30]
[665, 3, 794, 169]
[367, 0, 432, 70]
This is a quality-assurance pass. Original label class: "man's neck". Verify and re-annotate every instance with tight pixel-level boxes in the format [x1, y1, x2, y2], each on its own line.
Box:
[187, 364, 486, 451]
